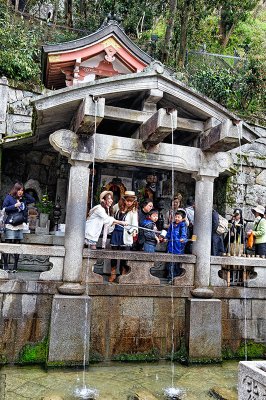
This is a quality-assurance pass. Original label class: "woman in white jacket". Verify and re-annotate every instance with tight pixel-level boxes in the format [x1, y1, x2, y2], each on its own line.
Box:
[85, 191, 127, 249]
[109, 191, 139, 281]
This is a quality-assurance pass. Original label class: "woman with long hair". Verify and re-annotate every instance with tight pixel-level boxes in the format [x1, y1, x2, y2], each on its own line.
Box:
[109, 191, 139, 282]
[2, 182, 35, 273]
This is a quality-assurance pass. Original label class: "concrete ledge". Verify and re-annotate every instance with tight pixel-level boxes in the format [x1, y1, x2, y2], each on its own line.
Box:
[0, 243, 65, 257]
[211, 256, 266, 267]
[85, 249, 196, 263]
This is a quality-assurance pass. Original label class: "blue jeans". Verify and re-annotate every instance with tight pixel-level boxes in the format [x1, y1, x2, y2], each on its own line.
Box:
[143, 243, 156, 253]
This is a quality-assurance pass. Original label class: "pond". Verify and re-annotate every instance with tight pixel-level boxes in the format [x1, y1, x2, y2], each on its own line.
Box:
[0, 360, 239, 399]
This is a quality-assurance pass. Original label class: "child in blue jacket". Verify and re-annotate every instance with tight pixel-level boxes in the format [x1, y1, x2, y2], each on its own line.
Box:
[165, 209, 187, 282]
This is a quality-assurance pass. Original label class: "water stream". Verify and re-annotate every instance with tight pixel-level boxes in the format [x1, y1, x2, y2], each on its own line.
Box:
[0, 360, 239, 399]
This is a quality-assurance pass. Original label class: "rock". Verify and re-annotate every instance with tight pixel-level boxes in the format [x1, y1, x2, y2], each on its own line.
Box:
[128, 389, 159, 399]
[209, 386, 237, 400]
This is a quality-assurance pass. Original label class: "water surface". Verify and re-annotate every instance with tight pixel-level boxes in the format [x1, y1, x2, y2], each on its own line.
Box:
[0, 360, 238, 399]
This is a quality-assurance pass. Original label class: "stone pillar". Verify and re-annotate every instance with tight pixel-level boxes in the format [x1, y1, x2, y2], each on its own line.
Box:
[48, 295, 91, 366]
[58, 160, 90, 294]
[192, 173, 215, 297]
[185, 299, 222, 363]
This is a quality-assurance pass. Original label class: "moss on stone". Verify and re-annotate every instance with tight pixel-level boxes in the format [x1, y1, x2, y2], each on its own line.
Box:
[19, 339, 48, 364]
[89, 351, 104, 364]
[225, 177, 238, 207]
[4, 131, 32, 140]
[187, 357, 222, 365]
[0, 354, 7, 365]
[8, 79, 42, 93]
[222, 340, 266, 360]
[168, 339, 188, 363]
[112, 348, 160, 362]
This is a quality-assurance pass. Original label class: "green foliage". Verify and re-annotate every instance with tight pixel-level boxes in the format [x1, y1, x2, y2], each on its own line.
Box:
[0, 4, 42, 83]
[0, 1, 265, 123]
[189, 55, 266, 114]
[36, 194, 54, 214]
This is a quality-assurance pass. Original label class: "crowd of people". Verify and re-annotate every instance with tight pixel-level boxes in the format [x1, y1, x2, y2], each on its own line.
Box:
[85, 190, 195, 283]
[211, 205, 266, 258]
[84, 189, 266, 282]
[1, 182, 265, 279]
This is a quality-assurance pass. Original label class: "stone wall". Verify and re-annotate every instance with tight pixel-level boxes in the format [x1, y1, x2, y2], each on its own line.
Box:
[0, 287, 264, 364]
[226, 128, 266, 220]
[0, 77, 41, 138]
[1, 149, 59, 205]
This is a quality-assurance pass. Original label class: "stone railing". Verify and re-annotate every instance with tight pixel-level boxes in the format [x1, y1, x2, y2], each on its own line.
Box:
[0, 243, 65, 281]
[210, 256, 266, 288]
[0, 243, 265, 288]
[84, 249, 196, 286]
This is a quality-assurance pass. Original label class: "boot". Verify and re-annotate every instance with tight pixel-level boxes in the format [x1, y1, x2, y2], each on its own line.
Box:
[12, 254, 19, 273]
[2, 254, 8, 270]
[108, 267, 117, 283]
[120, 266, 128, 275]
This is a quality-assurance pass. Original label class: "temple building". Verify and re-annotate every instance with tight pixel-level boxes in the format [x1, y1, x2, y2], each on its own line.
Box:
[0, 18, 265, 366]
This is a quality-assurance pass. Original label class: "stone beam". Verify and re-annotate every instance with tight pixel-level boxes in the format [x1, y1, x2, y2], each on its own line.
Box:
[104, 105, 204, 133]
[94, 132, 201, 173]
[49, 130, 232, 176]
[142, 88, 163, 113]
[201, 120, 246, 152]
[104, 106, 152, 124]
[71, 96, 105, 134]
[139, 108, 178, 146]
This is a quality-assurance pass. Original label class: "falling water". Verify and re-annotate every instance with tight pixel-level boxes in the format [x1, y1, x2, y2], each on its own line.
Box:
[236, 122, 248, 361]
[162, 111, 185, 399]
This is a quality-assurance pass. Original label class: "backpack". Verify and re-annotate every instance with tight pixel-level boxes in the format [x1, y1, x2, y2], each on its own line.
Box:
[216, 214, 229, 235]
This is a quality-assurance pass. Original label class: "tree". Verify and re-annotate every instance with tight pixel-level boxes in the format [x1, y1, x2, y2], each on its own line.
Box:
[162, 0, 177, 63]
[218, 0, 260, 47]
[162, 0, 217, 68]
[0, 3, 41, 83]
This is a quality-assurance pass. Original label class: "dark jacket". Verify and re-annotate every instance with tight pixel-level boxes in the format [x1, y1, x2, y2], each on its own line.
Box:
[3, 193, 35, 224]
[141, 219, 157, 246]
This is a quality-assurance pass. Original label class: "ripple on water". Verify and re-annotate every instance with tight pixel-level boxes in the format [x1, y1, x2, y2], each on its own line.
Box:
[73, 386, 99, 399]
[163, 386, 185, 399]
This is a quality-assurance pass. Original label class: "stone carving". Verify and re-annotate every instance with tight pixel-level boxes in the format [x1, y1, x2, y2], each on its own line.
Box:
[242, 376, 266, 398]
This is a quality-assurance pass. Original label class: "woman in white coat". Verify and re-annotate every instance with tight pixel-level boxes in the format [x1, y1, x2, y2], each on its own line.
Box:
[109, 191, 139, 281]
[85, 191, 127, 249]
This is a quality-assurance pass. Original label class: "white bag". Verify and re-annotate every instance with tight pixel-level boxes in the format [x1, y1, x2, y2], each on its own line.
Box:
[216, 214, 229, 235]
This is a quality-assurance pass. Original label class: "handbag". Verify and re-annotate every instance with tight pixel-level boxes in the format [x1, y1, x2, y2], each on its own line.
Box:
[9, 211, 25, 226]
